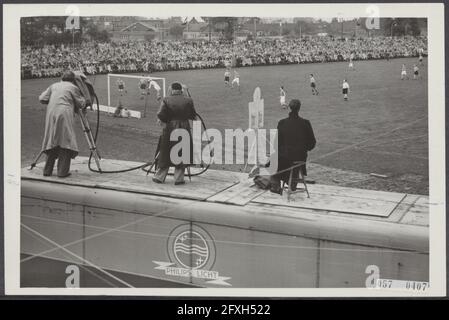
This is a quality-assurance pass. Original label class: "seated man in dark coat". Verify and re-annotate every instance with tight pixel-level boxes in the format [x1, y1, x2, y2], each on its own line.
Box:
[270, 99, 316, 193]
[153, 82, 197, 185]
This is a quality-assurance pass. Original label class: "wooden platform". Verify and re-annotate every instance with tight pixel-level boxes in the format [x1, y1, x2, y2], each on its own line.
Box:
[253, 184, 406, 217]
[21, 157, 427, 221]
[22, 158, 241, 201]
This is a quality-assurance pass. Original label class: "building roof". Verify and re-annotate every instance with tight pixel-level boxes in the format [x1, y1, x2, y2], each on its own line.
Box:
[121, 22, 158, 32]
[184, 22, 209, 33]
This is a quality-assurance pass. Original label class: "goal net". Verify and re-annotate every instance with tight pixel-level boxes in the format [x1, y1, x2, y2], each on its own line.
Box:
[106, 73, 166, 118]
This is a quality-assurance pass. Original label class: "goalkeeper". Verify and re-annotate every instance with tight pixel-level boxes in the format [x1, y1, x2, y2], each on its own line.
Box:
[137, 77, 162, 100]
[147, 78, 162, 101]
[141, 78, 162, 118]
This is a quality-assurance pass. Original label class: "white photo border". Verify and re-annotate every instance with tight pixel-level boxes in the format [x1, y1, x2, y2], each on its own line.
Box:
[3, 2, 446, 296]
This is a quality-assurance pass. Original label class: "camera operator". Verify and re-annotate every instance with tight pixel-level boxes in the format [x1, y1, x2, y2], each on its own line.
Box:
[39, 70, 86, 178]
[153, 82, 197, 185]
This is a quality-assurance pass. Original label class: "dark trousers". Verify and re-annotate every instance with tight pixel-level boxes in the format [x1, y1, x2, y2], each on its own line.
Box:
[43, 147, 72, 177]
[154, 165, 185, 184]
[270, 167, 300, 192]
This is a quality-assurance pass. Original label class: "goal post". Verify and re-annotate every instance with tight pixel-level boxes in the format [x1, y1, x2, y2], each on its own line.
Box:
[105, 73, 166, 118]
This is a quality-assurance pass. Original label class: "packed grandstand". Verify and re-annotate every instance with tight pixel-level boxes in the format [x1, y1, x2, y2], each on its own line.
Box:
[21, 36, 427, 79]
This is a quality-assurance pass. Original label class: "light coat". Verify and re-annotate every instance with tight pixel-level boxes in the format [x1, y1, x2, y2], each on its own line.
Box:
[39, 81, 85, 158]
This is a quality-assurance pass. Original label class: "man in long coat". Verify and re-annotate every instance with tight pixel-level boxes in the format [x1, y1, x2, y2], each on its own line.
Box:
[39, 71, 86, 177]
[270, 99, 316, 193]
[153, 82, 197, 185]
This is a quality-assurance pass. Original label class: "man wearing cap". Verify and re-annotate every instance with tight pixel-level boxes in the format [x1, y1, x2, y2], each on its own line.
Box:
[153, 82, 197, 185]
[270, 99, 316, 193]
[39, 70, 86, 177]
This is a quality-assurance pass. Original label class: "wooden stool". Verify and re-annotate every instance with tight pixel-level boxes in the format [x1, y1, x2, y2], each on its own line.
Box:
[282, 161, 310, 201]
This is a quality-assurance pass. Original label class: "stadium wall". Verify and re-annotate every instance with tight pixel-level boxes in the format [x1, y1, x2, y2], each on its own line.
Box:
[21, 179, 429, 288]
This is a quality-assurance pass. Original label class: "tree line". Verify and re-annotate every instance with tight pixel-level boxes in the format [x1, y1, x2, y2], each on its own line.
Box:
[21, 16, 426, 47]
[21, 17, 111, 47]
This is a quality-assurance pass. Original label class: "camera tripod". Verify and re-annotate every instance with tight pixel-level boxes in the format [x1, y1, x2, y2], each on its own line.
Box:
[78, 109, 102, 172]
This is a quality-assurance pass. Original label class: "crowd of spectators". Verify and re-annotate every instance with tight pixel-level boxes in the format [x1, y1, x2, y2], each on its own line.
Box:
[21, 36, 427, 79]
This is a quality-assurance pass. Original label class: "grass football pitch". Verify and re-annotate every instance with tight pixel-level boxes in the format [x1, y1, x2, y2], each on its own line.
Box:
[21, 57, 428, 194]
